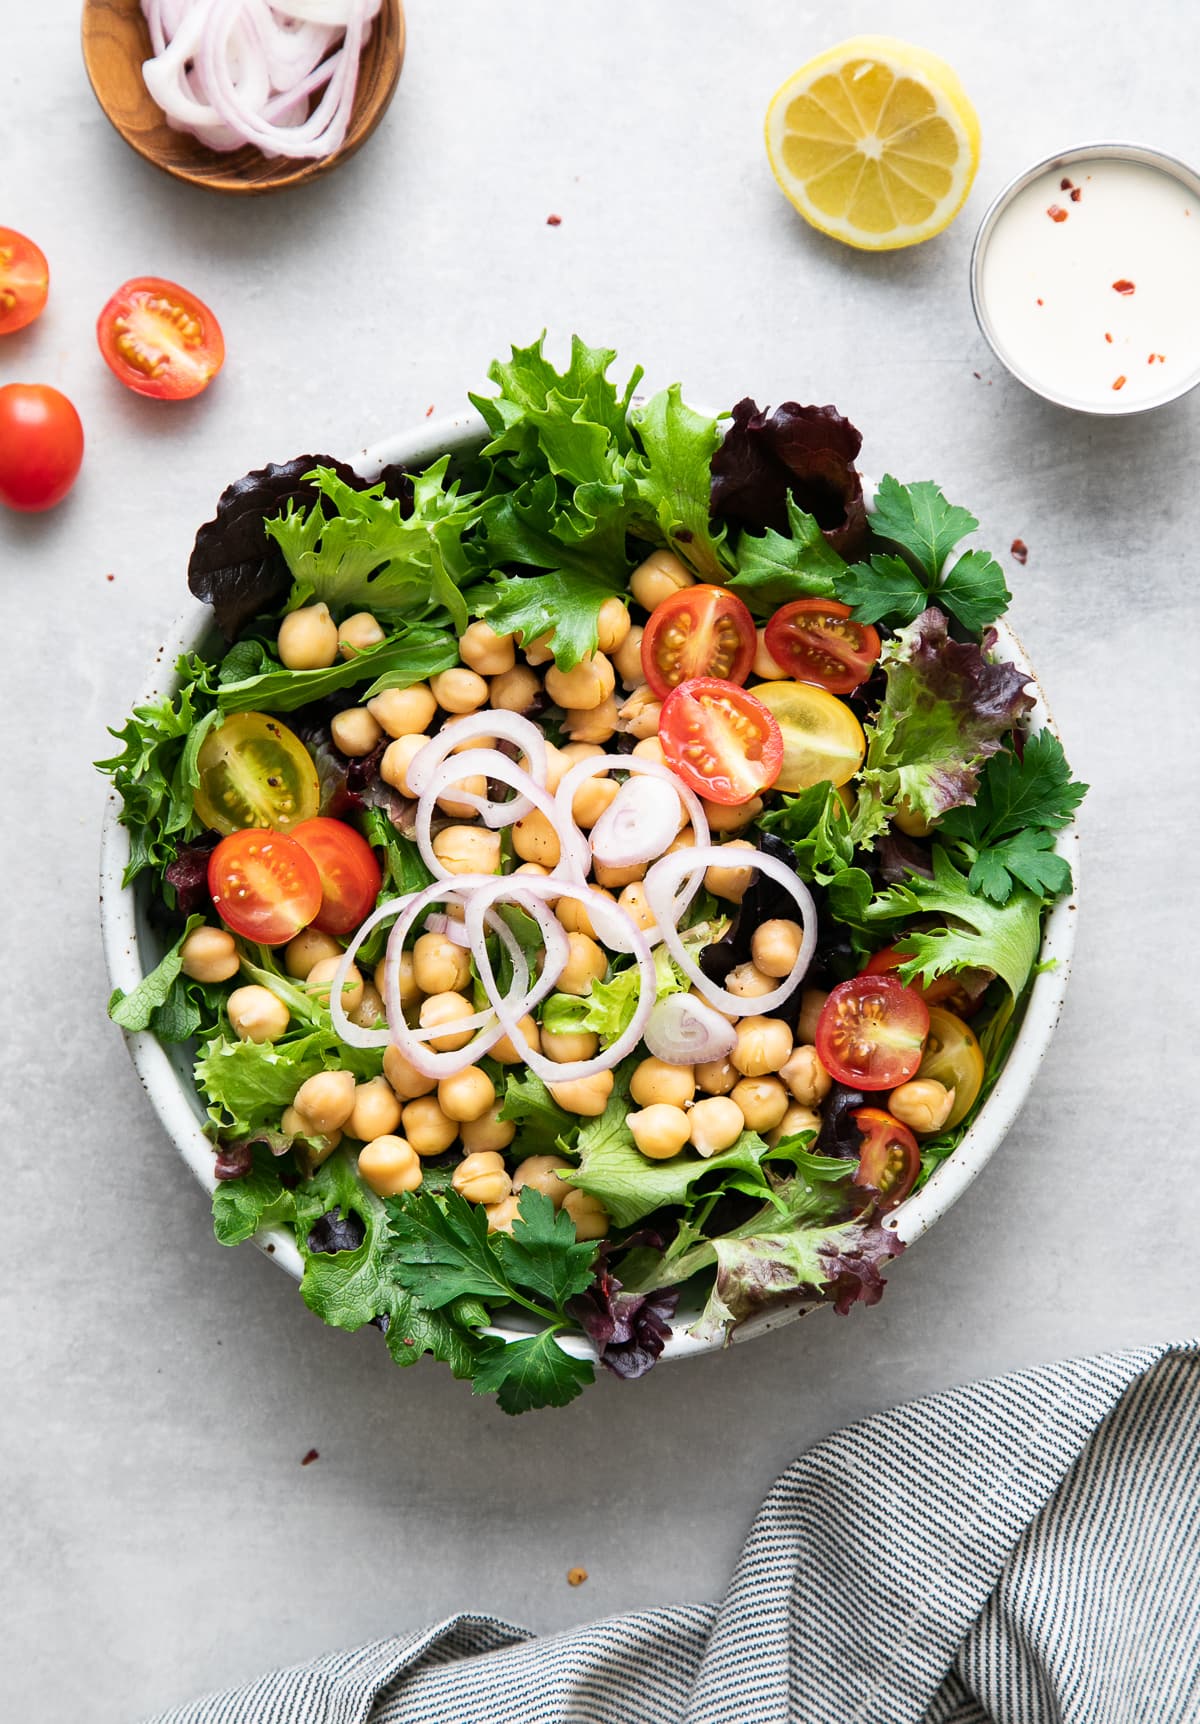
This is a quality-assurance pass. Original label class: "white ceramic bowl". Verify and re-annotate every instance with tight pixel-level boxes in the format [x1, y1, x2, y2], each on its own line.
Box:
[99, 411, 1079, 1364]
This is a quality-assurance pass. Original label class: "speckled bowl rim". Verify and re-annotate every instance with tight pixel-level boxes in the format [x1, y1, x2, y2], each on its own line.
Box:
[99, 409, 1079, 1365]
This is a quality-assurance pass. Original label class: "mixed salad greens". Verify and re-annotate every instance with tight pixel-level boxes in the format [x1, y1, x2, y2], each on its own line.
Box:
[100, 337, 1084, 1414]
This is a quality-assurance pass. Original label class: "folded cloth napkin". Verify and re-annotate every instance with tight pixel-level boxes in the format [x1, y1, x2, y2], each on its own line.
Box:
[147, 1340, 1200, 1724]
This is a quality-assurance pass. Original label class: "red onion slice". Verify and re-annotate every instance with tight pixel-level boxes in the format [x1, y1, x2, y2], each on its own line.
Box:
[405, 710, 548, 812]
[642, 846, 818, 1018]
[589, 773, 684, 869]
[415, 748, 589, 884]
[644, 993, 737, 1065]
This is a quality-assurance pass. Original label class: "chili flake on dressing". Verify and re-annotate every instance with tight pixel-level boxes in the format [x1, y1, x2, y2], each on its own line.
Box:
[1112, 279, 1136, 294]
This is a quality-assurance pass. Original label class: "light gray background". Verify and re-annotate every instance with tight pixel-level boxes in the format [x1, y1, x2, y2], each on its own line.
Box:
[4, 4, 1198, 1719]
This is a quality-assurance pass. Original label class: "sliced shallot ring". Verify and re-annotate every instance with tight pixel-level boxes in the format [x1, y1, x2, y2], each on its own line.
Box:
[589, 773, 683, 870]
[554, 754, 711, 925]
[642, 846, 818, 1018]
[405, 710, 548, 810]
[644, 992, 737, 1065]
[415, 749, 588, 883]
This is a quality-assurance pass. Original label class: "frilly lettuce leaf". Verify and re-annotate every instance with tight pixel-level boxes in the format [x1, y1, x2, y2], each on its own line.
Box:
[625, 385, 733, 581]
[865, 846, 1043, 998]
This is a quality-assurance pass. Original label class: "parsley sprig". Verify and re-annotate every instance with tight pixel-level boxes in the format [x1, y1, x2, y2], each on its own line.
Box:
[938, 731, 1087, 903]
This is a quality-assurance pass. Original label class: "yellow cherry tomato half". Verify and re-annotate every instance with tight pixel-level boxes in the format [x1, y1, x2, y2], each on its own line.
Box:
[193, 711, 321, 835]
[748, 680, 866, 791]
[914, 1007, 985, 1129]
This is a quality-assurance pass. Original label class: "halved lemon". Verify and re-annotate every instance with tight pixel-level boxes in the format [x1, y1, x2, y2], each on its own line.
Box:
[765, 36, 981, 250]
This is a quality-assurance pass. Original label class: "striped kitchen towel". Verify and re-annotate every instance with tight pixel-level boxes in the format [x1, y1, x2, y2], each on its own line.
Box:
[146, 1340, 1200, 1724]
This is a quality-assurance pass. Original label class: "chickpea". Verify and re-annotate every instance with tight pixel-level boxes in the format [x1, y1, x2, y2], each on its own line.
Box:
[557, 932, 607, 997]
[541, 1026, 600, 1064]
[545, 651, 615, 712]
[358, 1135, 422, 1197]
[731, 1076, 790, 1133]
[629, 1103, 691, 1160]
[752, 919, 805, 980]
[293, 1069, 356, 1135]
[305, 957, 364, 1015]
[560, 742, 605, 767]
[383, 1043, 437, 1100]
[562, 1188, 610, 1241]
[180, 925, 239, 984]
[614, 622, 645, 689]
[596, 595, 632, 654]
[512, 808, 561, 868]
[556, 886, 615, 940]
[703, 795, 763, 833]
[284, 927, 342, 980]
[333, 611, 384, 659]
[563, 695, 618, 744]
[512, 1154, 573, 1208]
[617, 880, 657, 933]
[617, 684, 662, 740]
[379, 733, 430, 798]
[402, 1095, 458, 1155]
[514, 861, 552, 879]
[412, 930, 469, 996]
[461, 1103, 517, 1152]
[548, 1070, 613, 1117]
[433, 825, 502, 876]
[726, 962, 776, 1001]
[631, 736, 665, 766]
[331, 706, 383, 757]
[689, 1095, 745, 1158]
[889, 1079, 956, 1135]
[592, 855, 646, 889]
[346, 1076, 403, 1143]
[349, 984, 386, 1029]
[277, 602, 338, 671]
[490, 663, 541, 713]
[695, 1055, 737, 1096]
[376, 950, 419, 1011]
[769, 1102, 823, 1147]
[458, 619, 516, 676]
[486, 1193, 522, 1233]
[572, 774, 619, 830]
[752, 628, 788, 680]
[689, 985, 736, 1024]
[732, 1015, 793, 1079]
[630, 1057, 695, 1110]
[438, 1065, 495, 1124]
[666, 828, 696, 855]
[703, 840, 757, 905]
[630, 548, 695, 612]
[430, 666, 488, 715]
[436, 771, 489, 820]
[281, 1105, 341, 1163]
[419, 990, 475, 1052]
[453, 1150, 512, 1205]
[369, 684, 438, 739]
[491, 1014, 541, 1063]
[779, 1045, 833, 1108]
[524, 630, 555, 666]
[227, 984, 290, 1044]
[796, 988, 829, 1045]
[541, 742, 569, 793]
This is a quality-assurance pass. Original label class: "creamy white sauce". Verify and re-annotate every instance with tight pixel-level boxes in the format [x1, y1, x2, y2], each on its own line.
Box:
[979, 157, 1200, 409]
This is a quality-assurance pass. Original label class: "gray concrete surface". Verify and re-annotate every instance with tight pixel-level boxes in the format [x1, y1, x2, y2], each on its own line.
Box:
[4, 3, 1199, 1718]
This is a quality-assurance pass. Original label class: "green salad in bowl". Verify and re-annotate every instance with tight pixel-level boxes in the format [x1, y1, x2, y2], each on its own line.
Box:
[99, 336, 1084, 1413]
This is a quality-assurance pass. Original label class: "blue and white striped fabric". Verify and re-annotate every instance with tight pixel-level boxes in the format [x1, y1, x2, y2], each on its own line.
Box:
[146, 1341, 1200, 1724]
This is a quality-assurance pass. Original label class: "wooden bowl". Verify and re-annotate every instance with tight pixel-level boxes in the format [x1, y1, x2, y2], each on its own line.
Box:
[81, 0, 405, 195]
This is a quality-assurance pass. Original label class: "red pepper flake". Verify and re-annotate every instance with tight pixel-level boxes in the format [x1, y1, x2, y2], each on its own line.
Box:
[1047, 204, 1068, 223]
[1060, 177, 1073, 190]
[1112, 375, 1127, 391]
[1148, 353, 1167, 364]
[1069, 187, 1082, 202]
[546, 213, 562, 226]
[301, 1448, 319, 1466]
[567, 1567, 589, 1587]
[1104, 332, 1113, 343]
[105, 572, 115, 582]
[1010, 538, 1029, 565]
[1036, 297, 1044, 306]
[1112, 279, 1136, 295]
[424, 404, 434, 417]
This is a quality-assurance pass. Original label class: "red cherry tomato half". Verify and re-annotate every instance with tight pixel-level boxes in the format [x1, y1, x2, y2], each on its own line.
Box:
[97, 277, 225, 400]
[290, 817, 383, 937]
[764, 598, 881, 695]
[208, 829, 322, 946]
[0, 384, 84, 512]
[851, 1108, 921, 1212]
[640, 584, 756, 698]
[0, 229, 50, 336]
[862, 945, 978, 1013]
[660, 676, 784, 806]
[815, 974, 930, 1091]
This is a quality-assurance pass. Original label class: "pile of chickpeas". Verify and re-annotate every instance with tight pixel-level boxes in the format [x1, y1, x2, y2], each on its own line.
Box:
[180, 546, 956, 1244]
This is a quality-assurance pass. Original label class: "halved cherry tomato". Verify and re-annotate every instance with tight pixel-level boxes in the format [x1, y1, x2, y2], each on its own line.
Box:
[0, 229, 49, 336]
[764, 598, 880, 694]
[0, 384, 84, 512]
[97, 277, 225, 400]
[208, 829, 322, 946]
[815, 974, 930, 1091]
[914, 1007, 985, 1129]
[749, 680, 865, 791]
[660, 677, 783, 805]
[193, 712, 320, 836]
[291, 817, 383, 937]
[640, 585, 756, 698]
[852, 1107, 920, 1211]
